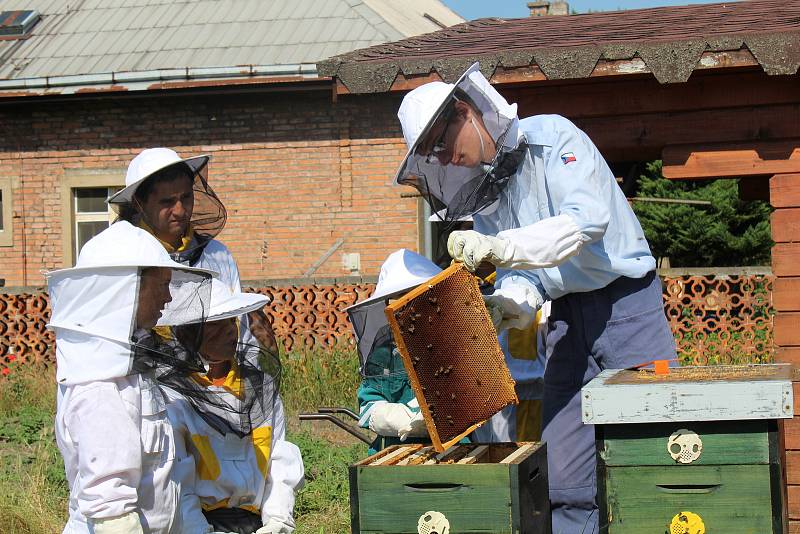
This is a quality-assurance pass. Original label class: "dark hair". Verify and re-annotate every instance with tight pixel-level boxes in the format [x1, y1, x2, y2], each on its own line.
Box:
[133, 162, 194, 205]
[115, 162, 194, 224]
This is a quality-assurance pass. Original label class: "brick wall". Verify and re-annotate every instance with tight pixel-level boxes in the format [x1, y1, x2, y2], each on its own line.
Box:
[0, 88, 416, 286]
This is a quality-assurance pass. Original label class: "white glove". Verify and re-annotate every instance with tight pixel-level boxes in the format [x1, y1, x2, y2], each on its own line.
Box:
[484, 285, 544, 332]
[89, 512, 144, 534]
[495, 214, 590, 270]
[256, 517, 295, 534]
[398, 410, 428, 441]
[368, 402, 415, 436]
[447, 230, 511, 272]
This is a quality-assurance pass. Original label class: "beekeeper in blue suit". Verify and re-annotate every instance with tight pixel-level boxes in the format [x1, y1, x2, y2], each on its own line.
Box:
[393, 62, 676, 534]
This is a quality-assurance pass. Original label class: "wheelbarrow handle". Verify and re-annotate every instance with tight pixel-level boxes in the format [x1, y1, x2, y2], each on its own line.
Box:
[298, 413, 373, 445]
[316, 407, 359, 420]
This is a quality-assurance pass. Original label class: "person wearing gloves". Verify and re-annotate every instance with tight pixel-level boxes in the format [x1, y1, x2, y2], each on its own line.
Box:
[161, 279, 304, 534]
[393, 63, 676, 533]
[346, 249, 443, 455]
[47, 221, 216, 533]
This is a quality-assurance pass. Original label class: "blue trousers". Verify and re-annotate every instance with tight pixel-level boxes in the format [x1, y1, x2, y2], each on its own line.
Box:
[541, 271, 676, 534]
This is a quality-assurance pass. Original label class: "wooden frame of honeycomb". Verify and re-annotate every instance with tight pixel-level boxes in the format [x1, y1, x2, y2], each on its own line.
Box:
[384, 263, 518, 451]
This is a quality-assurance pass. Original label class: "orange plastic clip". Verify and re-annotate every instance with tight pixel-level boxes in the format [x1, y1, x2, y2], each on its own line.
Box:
[653, 359, 670, 375]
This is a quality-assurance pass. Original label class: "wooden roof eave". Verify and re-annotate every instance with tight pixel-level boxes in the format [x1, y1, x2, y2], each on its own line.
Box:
[333, 47, 763, 95]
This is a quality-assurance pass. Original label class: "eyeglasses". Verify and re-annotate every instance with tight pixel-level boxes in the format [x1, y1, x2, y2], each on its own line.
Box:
[420, 99, 459, 164]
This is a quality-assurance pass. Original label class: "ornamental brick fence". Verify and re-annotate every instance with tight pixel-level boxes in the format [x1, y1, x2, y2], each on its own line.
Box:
[0, 269, 774, 373]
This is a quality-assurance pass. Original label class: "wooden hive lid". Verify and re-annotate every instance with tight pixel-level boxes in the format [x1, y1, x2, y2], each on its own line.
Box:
[582, 364, 794, 424]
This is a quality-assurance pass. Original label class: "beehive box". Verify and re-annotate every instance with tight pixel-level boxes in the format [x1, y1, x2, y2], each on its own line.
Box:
[384, 263, 518, 451]
[582, 364, 793, 533]
[349, 442, 551, 534]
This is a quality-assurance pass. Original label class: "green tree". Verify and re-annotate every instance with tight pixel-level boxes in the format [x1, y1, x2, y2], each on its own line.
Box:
[632, 161, 772, 267]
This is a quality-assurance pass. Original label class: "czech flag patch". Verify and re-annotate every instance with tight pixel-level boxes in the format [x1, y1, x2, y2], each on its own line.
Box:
[561, 152, 577, 164]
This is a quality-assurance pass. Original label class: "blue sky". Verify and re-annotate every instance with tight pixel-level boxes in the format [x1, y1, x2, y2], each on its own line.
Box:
[441, 0, 737, 19]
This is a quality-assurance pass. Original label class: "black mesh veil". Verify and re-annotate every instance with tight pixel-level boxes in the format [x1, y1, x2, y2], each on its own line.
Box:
[347, 294, 405, 378]
[157, 340, 281, 438]
[171, 164, 227, 265]
[397, 117, 525, 233]
[129, 266, 212, 376]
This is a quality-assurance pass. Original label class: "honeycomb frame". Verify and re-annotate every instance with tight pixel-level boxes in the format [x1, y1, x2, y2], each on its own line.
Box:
[384, 263, 518, 451]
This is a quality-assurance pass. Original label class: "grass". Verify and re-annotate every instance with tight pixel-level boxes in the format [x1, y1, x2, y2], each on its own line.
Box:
[0, 363, 67, 533]
[0, 344, 367, 534]
[5, 337, 777, 533]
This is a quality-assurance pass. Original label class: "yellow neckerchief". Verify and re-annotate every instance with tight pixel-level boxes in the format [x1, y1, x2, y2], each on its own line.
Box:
[138, 219, 194, 253]
[192, 358, 244, 399]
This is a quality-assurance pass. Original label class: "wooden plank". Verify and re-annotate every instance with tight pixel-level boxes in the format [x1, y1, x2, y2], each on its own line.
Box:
[784, 417, 800, 450]
[790, 485, 800, 519]
[396, 446, 434, 466]
[788, 451, 800, 485]
[789, 519, 800, 533]
[775, 313, 800, 346]
[772, 210, 800, 243]
[776, 347, 800, 366]
[774, 279, 800, 313]
[774, 245, 800, 277]
[576, 103, 800, 163]
[423, 444, 461, 465]
[510, 68, 800, 120]
[772, 174, 800, 208]
[457, 445, 490, 464]
[500, 442, 536, 465]
[371, 445, 417, 466]
[662, 141, 800, 180]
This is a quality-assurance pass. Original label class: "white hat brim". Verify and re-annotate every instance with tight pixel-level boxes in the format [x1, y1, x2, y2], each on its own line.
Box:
[207, 292, 270, 322]
[107, 154, 211, 204]
[392, 63, 480, 186]
[46, 261, 218, 279]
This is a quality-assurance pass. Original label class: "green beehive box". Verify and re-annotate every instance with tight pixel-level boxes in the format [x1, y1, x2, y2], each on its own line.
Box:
[349, 442, 551, 534]
[582, 365, 793, 533]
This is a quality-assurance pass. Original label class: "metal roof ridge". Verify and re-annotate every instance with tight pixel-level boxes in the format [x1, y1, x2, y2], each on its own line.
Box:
[0, 62, 320, 91]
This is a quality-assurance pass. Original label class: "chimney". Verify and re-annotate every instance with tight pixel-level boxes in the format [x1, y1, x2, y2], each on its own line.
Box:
[527, 1, 569, 16]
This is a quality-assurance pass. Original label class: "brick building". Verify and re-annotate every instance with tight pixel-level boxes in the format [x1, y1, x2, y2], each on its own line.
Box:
[0, 0, 463, 287]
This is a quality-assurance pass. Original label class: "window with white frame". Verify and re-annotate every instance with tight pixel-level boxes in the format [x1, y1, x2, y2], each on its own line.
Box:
[60, 170, 125, 266]
[72, 187, 120, 259]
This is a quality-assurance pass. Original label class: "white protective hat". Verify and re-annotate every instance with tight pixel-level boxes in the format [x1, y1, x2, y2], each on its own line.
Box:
[204, 278, 270, 323]
[46, 221, 217, 384]
[348, 249, 442, 310]
[393, 62, 518, 186]
[107, 147, 210, 204]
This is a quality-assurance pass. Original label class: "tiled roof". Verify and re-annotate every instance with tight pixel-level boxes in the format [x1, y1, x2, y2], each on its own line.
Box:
[319, 0, 800, 92]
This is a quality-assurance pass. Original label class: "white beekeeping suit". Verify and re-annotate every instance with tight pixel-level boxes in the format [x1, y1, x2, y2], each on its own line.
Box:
[47, 221, 216, 534]
[160, 279, 303, 534]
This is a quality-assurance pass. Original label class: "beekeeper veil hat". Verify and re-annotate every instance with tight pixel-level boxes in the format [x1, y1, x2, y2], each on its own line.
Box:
[159, 278, 281, 437]
[394, 63, 524, 226]
[109, 148, 227, 265]
[46, 221, 216, 385]
[345, 249, 442, 377]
